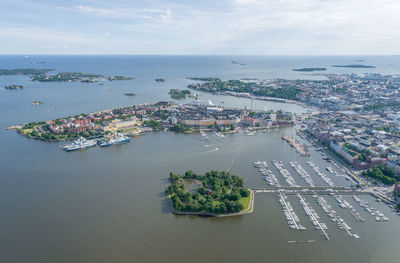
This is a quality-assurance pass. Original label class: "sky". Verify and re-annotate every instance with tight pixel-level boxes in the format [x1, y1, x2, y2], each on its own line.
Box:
[0, 0, 399, 55]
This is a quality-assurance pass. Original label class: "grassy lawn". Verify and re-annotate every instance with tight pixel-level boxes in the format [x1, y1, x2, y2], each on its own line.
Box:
[239, 195, 251, 211]
[20, 128, 33, 134]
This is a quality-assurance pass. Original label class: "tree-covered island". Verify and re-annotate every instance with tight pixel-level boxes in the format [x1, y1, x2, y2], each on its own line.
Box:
[0, 68, 53, 76]
[5, 85, 24, 90]
[292, 67, 327, 72]
[188, 79, 301, 100]
[31, 72, 133, 82]
[166, 170, 252, 216]
[331, 64, 376, 68]
[169, 89, 191, 99]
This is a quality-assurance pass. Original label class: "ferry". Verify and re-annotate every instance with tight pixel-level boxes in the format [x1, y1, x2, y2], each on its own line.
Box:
[62, 137, 97, 151]
[99, 133, 130, 147]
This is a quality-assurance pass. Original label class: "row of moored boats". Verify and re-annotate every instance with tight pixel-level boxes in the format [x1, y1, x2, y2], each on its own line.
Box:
[61, 133, 130, 151]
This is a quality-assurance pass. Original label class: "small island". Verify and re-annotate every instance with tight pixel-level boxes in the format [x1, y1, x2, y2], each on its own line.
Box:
[165, 170, 253, 216]
[124, 93, 136, 97]
[292, 67, 327, 72]
[5, 85, 24, 90]
[31, 72, 133, 83]
[0, 68, 53, 76]
[31, 101, 44, 106]
[107, 76, 134, 81]
[155, 78, 166, 82]
[331, 64, 376, 68]
[169, 89, 191, 99]
[231, 61, 246, 66]
[186, 77, 220, 82]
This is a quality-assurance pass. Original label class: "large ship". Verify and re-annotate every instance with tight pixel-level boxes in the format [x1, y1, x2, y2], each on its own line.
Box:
[62, 137, 97, 151]
[99, 133, 130, 147]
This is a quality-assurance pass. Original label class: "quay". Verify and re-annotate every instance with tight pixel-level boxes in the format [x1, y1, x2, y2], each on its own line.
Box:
[282, 136, 310, 156]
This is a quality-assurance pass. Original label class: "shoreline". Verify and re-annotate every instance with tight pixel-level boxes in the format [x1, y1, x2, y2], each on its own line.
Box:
[166, 190, 254, 217]
[190, 89, 308, 108]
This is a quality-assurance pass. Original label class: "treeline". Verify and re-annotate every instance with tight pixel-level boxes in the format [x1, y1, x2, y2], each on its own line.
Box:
[0, 68, 52, 75]
[362, 165, 397, 185]
[169, 89, 191, 99]
[188, 79, 302, 100]
[170, 124, 192, 133]
[143, 120, 161, 130]
[166, 170, 250, 214]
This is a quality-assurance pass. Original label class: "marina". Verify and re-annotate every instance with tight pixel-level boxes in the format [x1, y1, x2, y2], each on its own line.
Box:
[307, 161, 335, 187]
[278, 192, 305, 231]
[313, 194, 358, 239]
[253, 158, 391, 241]
[253, 161, 280, 187]
[331, 194, 365, 222]
[298, 194, 329, 240]
[353, 195, 389, 222]
[289, 161, 315, 187]
[272, 160, 299, 187]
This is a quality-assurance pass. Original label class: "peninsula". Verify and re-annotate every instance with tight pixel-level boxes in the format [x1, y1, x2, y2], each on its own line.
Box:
[166, 170, 253, 216]
[12, 101, 294, 142]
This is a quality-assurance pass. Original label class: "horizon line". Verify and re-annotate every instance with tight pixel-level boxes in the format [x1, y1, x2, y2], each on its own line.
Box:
[0, 54, 399, 56]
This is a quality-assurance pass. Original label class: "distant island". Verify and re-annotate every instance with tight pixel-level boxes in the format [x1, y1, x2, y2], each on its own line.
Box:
[186, 77, 220, 82]
[30, 72, 133, 83]
[331, 64, 376, 68]
[5, 85, 24, 90]
[169, 89, 190, 99]
[292, 67, 327, 72]
[107, 76, 134, 81]
[31, 101, 44, 106]
[231, 61, 246, 66]
[166, 170, 253, 216]
[155, 78, 166, 82]
[124, 93, 136, 97]
[0, 68, 52, 76]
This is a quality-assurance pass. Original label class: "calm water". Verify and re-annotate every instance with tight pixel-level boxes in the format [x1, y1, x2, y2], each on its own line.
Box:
[1, 56, 400, 263]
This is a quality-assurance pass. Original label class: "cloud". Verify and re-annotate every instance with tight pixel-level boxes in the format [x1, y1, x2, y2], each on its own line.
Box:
[0, 0, 400, 54]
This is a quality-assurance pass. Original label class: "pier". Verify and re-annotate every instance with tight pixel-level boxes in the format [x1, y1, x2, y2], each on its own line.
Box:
[253, 160, 387, 241]
[298, 194, 329, 240]
[281, 136, 310, 156]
